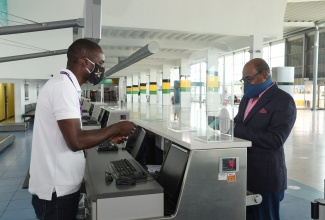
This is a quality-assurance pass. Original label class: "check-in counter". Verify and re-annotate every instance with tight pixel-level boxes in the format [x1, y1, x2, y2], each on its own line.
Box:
[84, 102, 260, 220]
[132, 119, 251, 219]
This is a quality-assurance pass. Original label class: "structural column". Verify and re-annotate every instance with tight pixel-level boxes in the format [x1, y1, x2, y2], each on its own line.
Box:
[139, 72, 147, 103]
[249, 34, 263, 59]
[118, 76, 126, 104]
[312, 25, 319, 111]
[180, 58, 190, 108]
[149, 68, 157, 104]
[162, 64, 171, 106]
[126, 76, 132, 102]
[157, 72, 162, 104]
[132, 74, 139, 103]
[100, 84, 104, 103]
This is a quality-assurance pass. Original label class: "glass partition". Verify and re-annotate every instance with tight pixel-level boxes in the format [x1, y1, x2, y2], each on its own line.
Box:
[166, 46, 234, 141]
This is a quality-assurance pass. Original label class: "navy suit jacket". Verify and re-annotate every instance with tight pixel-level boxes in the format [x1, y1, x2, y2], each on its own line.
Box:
[234, 84, 296, 192]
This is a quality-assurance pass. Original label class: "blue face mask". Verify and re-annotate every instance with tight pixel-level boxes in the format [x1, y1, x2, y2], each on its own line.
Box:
[244, 76, 273, 98]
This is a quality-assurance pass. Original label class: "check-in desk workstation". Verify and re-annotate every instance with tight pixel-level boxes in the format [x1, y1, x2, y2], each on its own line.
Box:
[83, 104, 261, 220]
[82, 102, 110, 126]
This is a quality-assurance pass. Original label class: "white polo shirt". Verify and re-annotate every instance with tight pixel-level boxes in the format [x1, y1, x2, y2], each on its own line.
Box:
[29, 69, 85, 200]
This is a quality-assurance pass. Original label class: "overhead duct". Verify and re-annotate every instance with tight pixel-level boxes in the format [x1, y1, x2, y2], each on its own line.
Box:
[0, 49, 67, 63]
[105, 41, 160, 77]
[0, 19, 84, 35]
[0, 19, 83, 62]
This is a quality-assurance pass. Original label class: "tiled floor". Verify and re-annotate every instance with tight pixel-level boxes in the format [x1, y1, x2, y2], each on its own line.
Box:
[0, 123, 35, 220]
[285, 109, 325, 191]
[0, 108, 324, 220]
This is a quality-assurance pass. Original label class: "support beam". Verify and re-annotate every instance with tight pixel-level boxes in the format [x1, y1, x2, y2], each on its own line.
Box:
[83, 0, 102, 42]
[0, 19, 84, 35]
[0, 50, 67, 63]
[105, 41, 160, 77]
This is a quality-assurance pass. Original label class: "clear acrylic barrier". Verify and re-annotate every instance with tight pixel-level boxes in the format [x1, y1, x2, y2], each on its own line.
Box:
[190, 46, 234, 142]
[127, 103, 165, 122]
[167, 105, 196, 132]
[195, 108, 234, 142]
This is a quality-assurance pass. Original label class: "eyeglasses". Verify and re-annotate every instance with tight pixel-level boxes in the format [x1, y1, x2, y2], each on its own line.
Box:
[240, 71, 262, 84]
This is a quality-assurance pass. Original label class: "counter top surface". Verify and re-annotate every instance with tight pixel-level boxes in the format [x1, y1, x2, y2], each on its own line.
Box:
[132, 118, 251, 150]
[85, 148, 163, 201]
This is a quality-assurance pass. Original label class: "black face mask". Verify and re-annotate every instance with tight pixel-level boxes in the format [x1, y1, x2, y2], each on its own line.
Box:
[85, 58, 105, 85]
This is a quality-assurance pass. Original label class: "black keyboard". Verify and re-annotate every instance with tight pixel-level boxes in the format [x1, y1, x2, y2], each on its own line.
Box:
[82, 115, 91, 120]
[110, 159, 147, 180]
[96, 140, 118, 151]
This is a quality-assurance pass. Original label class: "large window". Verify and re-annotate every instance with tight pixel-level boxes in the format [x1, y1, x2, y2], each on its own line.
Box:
[233, 52, 245, 82]
[186, 41, 286, 104]
[264, 42, 285, 70]
[233, 52, 245, 96]
[287, 38, 304, 78]
[263, 46, 270, 64]
[183, 31, 325, 109]
[270, 42, 285, 68]
[319, 32, 325, 79]
[307, 32, 325, 79]
[306, 34, 314, 79]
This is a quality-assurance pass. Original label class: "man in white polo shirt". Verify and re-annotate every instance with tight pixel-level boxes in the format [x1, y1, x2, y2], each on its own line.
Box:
[29, 39, 136, 220]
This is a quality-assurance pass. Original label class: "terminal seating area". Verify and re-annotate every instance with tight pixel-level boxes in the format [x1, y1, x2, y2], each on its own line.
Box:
[0, 134, 15, 152]
[21, 103, 37, 122]
[0, 122, 29, 132]
[0, 103, 34, 132]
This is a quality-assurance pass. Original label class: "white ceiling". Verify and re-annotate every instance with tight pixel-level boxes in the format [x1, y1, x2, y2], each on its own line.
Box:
[99, 27, 241, 77]
[2, 0, 325, 81]
[100, 1, 325, 78]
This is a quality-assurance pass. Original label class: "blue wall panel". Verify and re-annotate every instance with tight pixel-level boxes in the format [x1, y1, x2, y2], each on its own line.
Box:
[0, 0, 8, 26]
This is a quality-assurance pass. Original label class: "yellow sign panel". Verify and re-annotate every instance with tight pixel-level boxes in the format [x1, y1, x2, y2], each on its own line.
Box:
[207, 76, 218, 87]
[162, 82, 170, 90]
[150, 84, 157, 91]
[180, 79, 191, 88]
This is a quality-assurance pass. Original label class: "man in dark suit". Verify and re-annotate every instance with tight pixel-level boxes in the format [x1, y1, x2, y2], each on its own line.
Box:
[234, 58, 296, 220]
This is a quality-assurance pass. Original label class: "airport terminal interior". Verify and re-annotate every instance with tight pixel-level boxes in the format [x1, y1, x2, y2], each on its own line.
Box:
[0, 103, 324, 220]
[1, 0, 325, 219]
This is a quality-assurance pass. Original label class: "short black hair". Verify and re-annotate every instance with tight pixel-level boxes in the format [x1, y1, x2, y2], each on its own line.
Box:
[67, 38, 102, 64]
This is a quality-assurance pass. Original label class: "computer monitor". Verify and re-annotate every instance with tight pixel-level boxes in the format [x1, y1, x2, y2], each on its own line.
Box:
[88, 103, 95, 116]
[97, 108, 105, 122]
[91, 105, 102, 120]
[130, 127, 147, 165]
[100, 110, 110, 128]
[158, 143, 190, 211]
[125, 126, 142, 150]
[82, 101, 91, 112]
